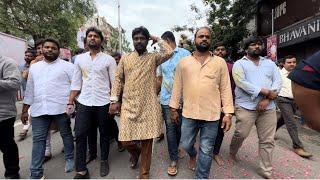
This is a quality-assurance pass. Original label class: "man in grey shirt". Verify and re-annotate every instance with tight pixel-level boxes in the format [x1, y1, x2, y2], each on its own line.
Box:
[0, 55, 21, 179]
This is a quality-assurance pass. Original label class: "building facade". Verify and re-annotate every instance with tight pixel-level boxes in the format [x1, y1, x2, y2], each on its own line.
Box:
[257, 0, 320, 60]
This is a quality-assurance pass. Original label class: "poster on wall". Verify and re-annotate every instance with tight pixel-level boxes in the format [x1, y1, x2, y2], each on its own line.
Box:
[267, 35, 277, 61]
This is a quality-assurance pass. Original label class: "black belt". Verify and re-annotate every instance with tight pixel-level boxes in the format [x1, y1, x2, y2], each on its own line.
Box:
[278, 96, 293, 101]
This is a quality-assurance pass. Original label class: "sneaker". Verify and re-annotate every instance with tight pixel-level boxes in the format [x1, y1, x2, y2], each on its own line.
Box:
[100, 160, 109, 177]
[65, 159, 74, 173]
[294, 148, 312, 158]
[74, 171, 90, 179]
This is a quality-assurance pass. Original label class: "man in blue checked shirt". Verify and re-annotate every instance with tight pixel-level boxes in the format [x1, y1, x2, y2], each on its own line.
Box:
[156, 31, 190, 176]
[229, 36, 282, 179]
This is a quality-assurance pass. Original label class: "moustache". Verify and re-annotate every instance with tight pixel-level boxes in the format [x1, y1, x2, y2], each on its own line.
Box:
[135, 44, 144, 48]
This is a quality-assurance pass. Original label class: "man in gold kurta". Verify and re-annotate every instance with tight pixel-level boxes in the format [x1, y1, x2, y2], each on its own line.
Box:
[109, 26, 173, 179]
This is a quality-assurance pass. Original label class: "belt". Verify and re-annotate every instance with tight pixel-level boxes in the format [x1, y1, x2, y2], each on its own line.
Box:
[278, 96, 293, 101]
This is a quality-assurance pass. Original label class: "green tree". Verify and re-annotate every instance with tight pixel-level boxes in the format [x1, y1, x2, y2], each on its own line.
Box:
[173, 0, 256, 60]
[0, 0, 96, 49]
[177, 34, 195, 52]
[105, 30, 131, 53]
[205, 0, 256, 60]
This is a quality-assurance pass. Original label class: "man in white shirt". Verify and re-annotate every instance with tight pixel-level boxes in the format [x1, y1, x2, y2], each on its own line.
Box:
[68, 27, 117, 178]
[276, 55, 312, 158]
[21, 38, 75, 179]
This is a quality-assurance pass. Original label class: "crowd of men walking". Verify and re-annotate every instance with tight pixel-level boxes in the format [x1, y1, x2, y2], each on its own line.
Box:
[0, 25, 319, 179]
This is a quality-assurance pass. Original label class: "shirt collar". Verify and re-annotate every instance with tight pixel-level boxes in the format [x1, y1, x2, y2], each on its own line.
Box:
[87, 51, 103, 56]
[133, 50, 148, 56]
[242, 56, 266, 61]
[43, 58, 60, 64]
[281, 67, 290, 74]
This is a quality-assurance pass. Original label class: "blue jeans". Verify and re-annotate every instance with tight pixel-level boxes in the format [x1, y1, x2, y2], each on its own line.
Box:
[161, 105, 182, 161]
[180, 117, 219, 179]
[30, 114, 74, 179]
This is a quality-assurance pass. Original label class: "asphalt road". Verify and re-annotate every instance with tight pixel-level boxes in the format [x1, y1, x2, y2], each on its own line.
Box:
[0, 102, 319, 179]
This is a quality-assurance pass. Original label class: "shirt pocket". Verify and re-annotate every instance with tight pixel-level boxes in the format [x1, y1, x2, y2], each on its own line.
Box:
[203, 70, 218, 82]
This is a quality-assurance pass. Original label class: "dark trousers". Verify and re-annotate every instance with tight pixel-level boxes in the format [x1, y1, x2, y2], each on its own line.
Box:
[109, 114, 120, 141]
[87, 114, 119, 158]
[0, 117, 20, 178]
[213, 113, 224, 155]
[122, 139, 153, 179]
[75, 103, 112, 172]
[87, 119, 98, 158]
[276, 97, 303, 149]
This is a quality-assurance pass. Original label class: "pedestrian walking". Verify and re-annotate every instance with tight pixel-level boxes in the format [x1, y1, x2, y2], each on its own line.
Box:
[169, 27, 234, 179]
[109, 26, 173, 179]
[229, 36, 282, 178]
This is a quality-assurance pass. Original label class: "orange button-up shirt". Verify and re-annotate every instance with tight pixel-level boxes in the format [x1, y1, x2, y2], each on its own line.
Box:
[169, 54, 234, 121]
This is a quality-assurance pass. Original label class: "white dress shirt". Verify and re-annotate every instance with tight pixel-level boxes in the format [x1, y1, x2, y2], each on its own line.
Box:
[24, 59, 75, 117]
[278, 68, 293, 99]
[71, 52, 117, 106]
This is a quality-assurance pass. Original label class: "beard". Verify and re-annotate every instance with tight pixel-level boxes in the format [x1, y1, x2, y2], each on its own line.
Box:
[88, 43, 101, 50]
[43, 53, 59, 62]
[134, 43, 147, 54]
[247, 49, 262, 58]
[196, 43, 210, 52]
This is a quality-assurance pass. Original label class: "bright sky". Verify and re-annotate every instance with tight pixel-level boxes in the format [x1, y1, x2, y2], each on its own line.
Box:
[95, 0, 208, 50]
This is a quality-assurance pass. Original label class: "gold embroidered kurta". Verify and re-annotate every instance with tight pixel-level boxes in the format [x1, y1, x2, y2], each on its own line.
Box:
[111, 40, 173, 141]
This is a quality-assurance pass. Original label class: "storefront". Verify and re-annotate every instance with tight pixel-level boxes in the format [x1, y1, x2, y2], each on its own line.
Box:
[257, 0, 320, 60]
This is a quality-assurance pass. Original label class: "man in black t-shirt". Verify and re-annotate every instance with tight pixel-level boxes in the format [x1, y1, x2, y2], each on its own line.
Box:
[288, 51, 320, 132]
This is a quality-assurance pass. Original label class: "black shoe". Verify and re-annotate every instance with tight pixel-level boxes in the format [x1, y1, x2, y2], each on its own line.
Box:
[5, 174, 20, 179]
[100, 160, 109, 177]
[74, 171, 90, 179]
[86, 155, 97, 164]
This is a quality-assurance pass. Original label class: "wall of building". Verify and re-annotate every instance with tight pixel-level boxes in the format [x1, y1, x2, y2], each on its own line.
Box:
[257, 0, 320, 60]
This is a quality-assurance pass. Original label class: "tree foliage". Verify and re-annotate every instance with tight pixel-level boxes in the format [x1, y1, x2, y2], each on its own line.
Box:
[105, 30, 131, 53]
[0, 0, 96, 49]
[173, 0, 256, 60]
[205, 0, 256, 60]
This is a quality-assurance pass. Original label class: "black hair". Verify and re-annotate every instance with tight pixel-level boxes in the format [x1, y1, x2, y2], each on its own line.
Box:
[111, 52, 121, 58]
[75, 48, 85, 55]
[43, 38, 60, 50]
[161, 31, 175, 43]
[284, 55, 296, 61]
[83, 37, 87, 45]
[243, 36, 263, 50]
[86, 27, 104, 41]
[194, 27, 211, 39]
[25, 49, 36, 56]
[213, 41, 226, 50]
[35, 39, 44, 48]
[132, 26, 150, 40]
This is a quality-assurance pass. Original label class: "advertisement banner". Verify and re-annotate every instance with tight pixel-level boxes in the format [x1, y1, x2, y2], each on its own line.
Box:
[267, 35, 277, 61]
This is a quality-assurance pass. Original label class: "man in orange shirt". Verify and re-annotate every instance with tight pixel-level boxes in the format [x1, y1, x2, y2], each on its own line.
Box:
[170, 27, 234, 179]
